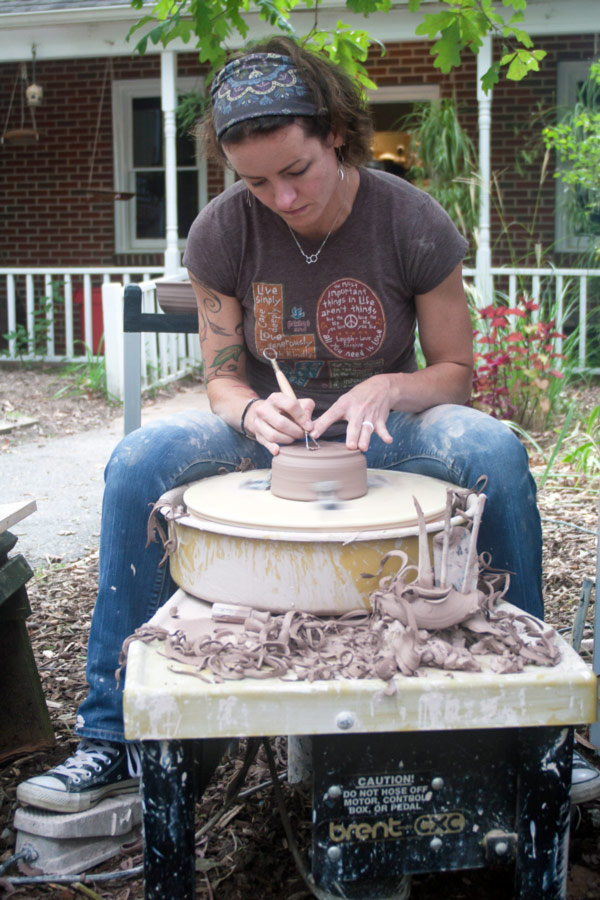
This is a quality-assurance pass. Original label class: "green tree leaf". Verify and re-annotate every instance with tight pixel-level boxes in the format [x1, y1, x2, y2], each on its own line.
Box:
[431, 20, 463, 74]
[127, 0, 540, 89]
[346, 0, 392, 16]
[481, 60, 501, 93]
[414, 11, 455, 42]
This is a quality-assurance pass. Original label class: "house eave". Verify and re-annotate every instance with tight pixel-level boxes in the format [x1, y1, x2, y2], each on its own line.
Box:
[0, 4, 138, 28]
[0, 1, 598, 63]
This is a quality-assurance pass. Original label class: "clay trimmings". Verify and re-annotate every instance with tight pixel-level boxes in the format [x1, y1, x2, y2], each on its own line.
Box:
[270, 440, 367, 501]
[117, 590, 559, 688]
[123, 489, 561, 685]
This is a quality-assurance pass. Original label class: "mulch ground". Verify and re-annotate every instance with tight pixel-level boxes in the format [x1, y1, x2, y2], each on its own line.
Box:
[0, 367, 599, 899]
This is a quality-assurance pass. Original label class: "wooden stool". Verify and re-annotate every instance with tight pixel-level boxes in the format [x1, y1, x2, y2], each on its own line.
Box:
[123, 590, 597, 900]
[0, 501, 54, 762]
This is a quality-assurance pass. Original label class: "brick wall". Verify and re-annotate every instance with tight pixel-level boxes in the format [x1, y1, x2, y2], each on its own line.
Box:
[1, 55, 157, 269]
[0, 35, 596, 273]
[366, 35, 597, 267]
[489, 35, 597, 266]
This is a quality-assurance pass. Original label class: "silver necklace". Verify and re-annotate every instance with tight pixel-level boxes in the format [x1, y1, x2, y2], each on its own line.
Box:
[287, 170, 349, 265]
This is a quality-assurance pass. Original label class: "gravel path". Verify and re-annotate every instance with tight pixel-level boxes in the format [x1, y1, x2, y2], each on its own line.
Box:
[1, 387, 208, 567]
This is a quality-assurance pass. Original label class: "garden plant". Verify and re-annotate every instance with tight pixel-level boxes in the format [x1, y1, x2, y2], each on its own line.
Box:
[470, 294, 565, 430]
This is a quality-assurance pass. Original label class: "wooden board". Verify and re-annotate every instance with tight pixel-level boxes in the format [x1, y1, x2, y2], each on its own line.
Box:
[0, 500, 37, 536]
[0, 416, 38, 434]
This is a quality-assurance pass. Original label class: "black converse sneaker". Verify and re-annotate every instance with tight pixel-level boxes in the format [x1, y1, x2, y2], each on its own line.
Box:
[17, 740, 140, 813]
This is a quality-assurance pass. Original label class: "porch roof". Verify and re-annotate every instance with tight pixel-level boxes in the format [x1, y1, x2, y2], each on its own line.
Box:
[0, 0, 599, 63]
[0, 1, 129, 11]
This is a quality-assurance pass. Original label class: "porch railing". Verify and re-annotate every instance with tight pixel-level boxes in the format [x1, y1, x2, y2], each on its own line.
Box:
[3, 266, 600, 407]
[0, 267, 165, 362]
[0, 266, 202, 402]
[102, 272, 202, 403]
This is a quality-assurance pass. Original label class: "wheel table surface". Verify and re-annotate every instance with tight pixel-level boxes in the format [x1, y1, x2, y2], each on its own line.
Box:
[123, 589, 597, 741]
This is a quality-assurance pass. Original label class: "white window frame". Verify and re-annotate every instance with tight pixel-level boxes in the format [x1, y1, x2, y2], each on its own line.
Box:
[366, 84, 441, 105]
[112, 77, 207, 254]
[555, 60, 594, 253]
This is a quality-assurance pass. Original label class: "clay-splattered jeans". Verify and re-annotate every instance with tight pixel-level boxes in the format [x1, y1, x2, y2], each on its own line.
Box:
[76, 404, 542, 742]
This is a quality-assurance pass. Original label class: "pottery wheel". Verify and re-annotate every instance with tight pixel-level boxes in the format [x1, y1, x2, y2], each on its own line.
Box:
[270, 441, 367, 501]
[183, 469, 453, 534]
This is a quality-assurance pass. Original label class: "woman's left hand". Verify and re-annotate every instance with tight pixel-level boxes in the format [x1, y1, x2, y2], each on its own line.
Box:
[310, 264, 474, 452]
[310, 374, 395, 452]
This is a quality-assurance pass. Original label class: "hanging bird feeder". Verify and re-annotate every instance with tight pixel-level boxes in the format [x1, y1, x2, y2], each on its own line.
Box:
[1, 62, 40, 145]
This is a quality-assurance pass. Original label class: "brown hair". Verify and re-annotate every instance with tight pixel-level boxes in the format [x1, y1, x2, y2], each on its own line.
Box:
[199, 36, 373, 167]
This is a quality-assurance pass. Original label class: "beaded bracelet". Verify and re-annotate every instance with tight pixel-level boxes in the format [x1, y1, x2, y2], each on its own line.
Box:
[240, 397, 260, 439]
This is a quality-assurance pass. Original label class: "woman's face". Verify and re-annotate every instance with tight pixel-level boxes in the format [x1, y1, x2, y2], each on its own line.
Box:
[222, 122, 344, 238]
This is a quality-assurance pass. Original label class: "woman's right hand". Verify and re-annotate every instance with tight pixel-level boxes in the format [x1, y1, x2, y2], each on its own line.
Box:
[187, 275, 316, 454]
[245, 393, 315, 455]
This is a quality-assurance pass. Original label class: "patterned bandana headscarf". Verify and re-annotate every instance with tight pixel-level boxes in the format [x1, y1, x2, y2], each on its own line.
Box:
[211, 52, 319, 139]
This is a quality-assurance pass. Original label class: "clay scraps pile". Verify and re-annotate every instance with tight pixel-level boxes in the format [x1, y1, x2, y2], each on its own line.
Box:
[118, 597, 559, 690]
[118, 490, 560, 687]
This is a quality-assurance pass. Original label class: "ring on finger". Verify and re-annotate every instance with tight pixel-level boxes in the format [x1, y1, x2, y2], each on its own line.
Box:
[362, 420, 374, 431]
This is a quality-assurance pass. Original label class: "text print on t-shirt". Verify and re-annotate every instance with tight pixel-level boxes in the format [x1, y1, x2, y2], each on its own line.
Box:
[253, 279, 386, 362]
[253, 282, 316, 359]
[317, 279, 385, 359]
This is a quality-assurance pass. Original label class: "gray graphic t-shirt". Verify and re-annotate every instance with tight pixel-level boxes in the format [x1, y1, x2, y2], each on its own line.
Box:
[184, 167, 468, 419]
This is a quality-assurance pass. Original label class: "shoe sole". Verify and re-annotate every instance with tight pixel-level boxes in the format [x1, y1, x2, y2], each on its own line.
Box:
[16, 778, 140, 813]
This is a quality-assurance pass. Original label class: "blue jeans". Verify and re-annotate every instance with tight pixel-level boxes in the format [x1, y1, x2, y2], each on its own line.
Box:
[76, 404, 543, 742]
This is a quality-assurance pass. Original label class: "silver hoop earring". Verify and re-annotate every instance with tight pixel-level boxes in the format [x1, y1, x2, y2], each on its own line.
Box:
[336, 145, 346, 181]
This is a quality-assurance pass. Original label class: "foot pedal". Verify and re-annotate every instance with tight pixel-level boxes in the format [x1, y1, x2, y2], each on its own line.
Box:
[14, 792, 142, 875]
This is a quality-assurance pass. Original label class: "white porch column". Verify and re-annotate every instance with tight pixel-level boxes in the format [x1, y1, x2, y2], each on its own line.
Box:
[161, 51, 180, 275]
[475, 35, 493, 304]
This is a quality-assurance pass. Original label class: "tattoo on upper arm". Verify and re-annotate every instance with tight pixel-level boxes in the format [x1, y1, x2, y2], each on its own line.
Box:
[212, 345, 243, 367]
[206, 344, 246, 381]
[188, 275, 246, 380]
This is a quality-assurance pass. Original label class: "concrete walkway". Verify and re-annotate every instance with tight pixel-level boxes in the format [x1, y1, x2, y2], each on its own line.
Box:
[2, 390, 208, 568]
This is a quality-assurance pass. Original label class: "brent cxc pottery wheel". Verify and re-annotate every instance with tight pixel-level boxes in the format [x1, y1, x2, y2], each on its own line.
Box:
[164, 444, 468, 616]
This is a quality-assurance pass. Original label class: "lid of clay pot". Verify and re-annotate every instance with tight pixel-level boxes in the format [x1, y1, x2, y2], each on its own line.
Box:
[183, 469, 453, 534]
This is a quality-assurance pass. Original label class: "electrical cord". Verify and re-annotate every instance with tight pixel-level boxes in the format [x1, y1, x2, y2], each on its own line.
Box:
[1, 864, 144, 886]
[0, 846, 37, 876]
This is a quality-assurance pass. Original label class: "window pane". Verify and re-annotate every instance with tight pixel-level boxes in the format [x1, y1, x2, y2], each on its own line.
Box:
[572, 78, 600, 235]
[177, 130, 196, 167]
[133, 97, 163, 168]
[371, 102, 415, 131]
[178, 170, 199, 238]
[135, 171, 165, 239]
[370, 102, 418, 180]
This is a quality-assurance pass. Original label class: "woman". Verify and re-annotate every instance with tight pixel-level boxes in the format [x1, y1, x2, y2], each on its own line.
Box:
[190, 42, 473, 459]
[19, 37, 597, 813]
